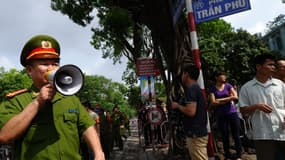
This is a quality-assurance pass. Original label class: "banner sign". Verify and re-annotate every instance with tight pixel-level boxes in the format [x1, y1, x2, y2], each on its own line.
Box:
[193, 0, 251, 23]
[140, 76, 155, 101]
[140, 76, 149, 100]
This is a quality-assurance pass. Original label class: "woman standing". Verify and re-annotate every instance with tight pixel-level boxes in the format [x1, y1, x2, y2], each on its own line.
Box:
[209, 71, 242, 160]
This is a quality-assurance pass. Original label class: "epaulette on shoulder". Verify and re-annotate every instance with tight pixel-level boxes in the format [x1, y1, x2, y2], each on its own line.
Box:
[6, 89, 28, 98]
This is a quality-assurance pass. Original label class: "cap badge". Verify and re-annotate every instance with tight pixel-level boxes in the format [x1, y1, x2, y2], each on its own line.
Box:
[41, 41, 52, 48]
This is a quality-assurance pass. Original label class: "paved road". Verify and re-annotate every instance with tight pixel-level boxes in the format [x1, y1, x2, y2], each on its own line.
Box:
[109, 117, 257, 160]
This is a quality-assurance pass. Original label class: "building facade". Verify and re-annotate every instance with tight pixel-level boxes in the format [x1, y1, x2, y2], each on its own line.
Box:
[263, 23, 285, 56]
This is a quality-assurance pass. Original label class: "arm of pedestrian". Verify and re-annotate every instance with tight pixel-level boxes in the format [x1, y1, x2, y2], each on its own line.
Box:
[240, 103, 273, 115]
[209, 93, 233, 106]
[171, 101, 197, 117]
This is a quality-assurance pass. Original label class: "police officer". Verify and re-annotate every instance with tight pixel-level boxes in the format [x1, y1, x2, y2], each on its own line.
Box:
[138, 104, 152, 146]
[0, 35, 105, 160]
[95, 104, 112, 160]
[110, 105, 124, 151]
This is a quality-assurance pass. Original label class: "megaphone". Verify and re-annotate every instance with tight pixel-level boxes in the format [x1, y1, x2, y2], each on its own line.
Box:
[45, 64, 84, 96]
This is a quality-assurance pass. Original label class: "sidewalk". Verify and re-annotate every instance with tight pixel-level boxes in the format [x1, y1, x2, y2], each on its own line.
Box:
[109, 117, 168, 160]
[109, 117, 257, 160]
[110, 135, 168, 160]
[109, 135, 143, 160]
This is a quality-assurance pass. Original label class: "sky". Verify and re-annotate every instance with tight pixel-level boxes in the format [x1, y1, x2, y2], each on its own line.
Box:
[0, 0, 284, 83]
[223, 0, 285, 34]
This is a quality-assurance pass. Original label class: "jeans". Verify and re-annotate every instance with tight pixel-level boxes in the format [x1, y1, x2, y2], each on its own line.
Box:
[217, 112, 242, 158]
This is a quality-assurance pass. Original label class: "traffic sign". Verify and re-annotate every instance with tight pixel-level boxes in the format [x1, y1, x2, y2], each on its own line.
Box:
[147, 108, 163, 125]
[193, 0, 251, 23]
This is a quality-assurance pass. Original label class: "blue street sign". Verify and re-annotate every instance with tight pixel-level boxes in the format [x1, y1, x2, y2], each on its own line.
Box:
[193, 0, 251, 23]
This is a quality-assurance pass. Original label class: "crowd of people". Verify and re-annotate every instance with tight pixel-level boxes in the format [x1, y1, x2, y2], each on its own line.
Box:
[130, 54, 285, 160]
[0, 33, 285, 160]
[168, 54, 285, 160]
[81, 102, 130, 160]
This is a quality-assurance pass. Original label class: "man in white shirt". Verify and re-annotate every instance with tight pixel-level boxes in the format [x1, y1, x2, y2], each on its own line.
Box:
[273, 58, 285, 82]
[239, 53, 285, 160]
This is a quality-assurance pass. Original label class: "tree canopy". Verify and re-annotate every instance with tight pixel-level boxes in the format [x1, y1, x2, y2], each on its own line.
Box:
[77, 74, 136, 117]
[49, 0, 274, 102]
[51, 0, 138, 64]
[197, 19, 271, 88]
[266, 14, 285, 33]
[50, 0, 173, 86]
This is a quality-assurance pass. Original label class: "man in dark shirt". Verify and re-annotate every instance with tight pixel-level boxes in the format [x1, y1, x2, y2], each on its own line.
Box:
[171, 65, 208, 160]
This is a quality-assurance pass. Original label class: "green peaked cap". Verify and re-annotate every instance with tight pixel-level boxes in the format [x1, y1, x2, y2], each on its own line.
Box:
[20, 34, 60, 66]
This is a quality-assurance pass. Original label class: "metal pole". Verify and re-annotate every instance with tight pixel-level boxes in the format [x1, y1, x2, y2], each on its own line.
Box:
[185, 0, 215, 159]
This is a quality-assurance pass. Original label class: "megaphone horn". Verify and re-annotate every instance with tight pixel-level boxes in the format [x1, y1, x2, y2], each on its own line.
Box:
[45, 64, 84, 96]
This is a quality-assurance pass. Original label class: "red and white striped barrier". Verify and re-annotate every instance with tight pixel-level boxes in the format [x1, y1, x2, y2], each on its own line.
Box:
[185, 0, 216, 159]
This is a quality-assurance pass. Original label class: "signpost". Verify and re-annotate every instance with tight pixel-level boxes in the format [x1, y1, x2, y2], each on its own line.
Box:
[136, 57, 161, 150]
[192, 0, 251, 23]
[136, 57, 160, 102]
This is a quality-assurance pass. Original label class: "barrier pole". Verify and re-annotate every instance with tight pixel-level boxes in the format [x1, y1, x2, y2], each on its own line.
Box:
[185, 0, 215, 159]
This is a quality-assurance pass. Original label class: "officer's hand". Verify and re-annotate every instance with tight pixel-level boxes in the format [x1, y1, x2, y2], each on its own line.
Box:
[257, 103, 273, 113]
[36, 84, 56, 105]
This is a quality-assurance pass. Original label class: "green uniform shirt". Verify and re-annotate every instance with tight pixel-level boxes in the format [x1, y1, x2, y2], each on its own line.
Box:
[0, 86, 95, 160]
[111, 112, 124, 128]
